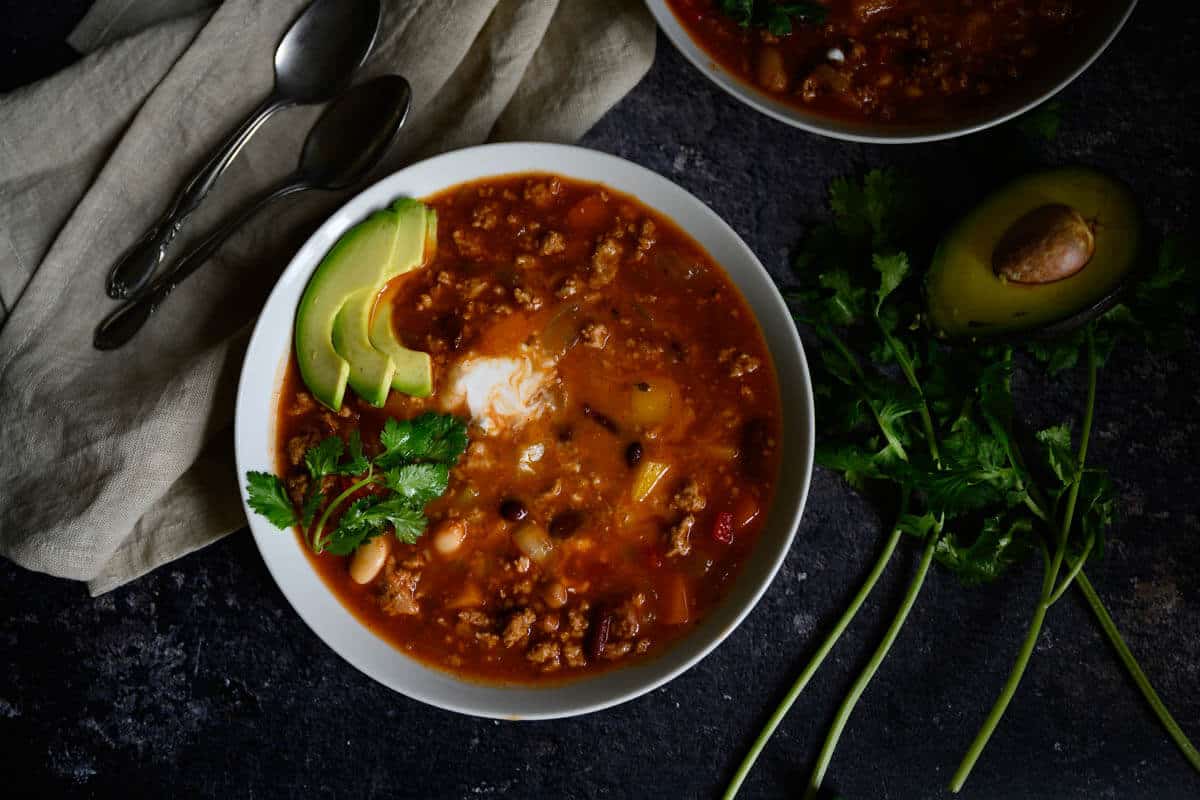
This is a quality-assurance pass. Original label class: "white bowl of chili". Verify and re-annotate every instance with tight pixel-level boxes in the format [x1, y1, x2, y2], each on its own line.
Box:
[648, 0, 1138, 143]
[235, 142, 814, 719]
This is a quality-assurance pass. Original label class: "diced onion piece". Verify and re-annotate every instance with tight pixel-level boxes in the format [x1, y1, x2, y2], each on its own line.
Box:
[631, 460, 671, 503]
[629, 379, 677, 428]
[661, 573, 690, 625]
[513, 522, 555, 563]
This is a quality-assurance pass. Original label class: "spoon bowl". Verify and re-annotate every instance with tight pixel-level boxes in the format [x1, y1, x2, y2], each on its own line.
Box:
[275, 0, 382, 104]
[301, 74, 411, 189]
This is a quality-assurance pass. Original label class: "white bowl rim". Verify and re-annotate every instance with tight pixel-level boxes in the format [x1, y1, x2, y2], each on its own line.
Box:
[234, 141, 815, 719]
[645, 0, 1139, 144]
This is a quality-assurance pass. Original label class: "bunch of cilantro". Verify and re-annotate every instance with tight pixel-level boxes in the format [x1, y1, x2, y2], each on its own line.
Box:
[724, 170, 1200, 798]
[245, 412, 468, 556]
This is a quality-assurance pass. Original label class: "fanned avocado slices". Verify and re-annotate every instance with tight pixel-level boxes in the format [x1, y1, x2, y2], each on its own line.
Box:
[295, 199, 437, 410]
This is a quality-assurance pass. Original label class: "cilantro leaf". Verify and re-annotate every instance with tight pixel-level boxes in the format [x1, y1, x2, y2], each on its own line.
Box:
[246, 471, 297, 530]
[304, 436, 344, 481]
[368, 497, 428, 544]
[323, 497, 389, 556]
[873, 252, 910, 312]
[338, 429, 370, 476]
[323, 495, 429, 555]
[933, 517, 1034, 585]
[1036, 424, 1078, 487]
[716, 0, 824, 33]
[377, 413, 469, 467]
[381, 463, 451, 506]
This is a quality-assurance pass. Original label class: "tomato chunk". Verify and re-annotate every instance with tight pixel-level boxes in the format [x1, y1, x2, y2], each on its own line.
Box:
[712, 511, 735, 544]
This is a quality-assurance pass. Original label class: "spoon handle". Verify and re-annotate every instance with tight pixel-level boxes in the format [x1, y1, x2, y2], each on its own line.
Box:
[105, 93, 289, 300]
[94, 179, 309, 351]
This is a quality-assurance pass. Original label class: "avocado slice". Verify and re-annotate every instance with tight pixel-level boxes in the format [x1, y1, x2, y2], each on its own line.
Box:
[332, 286, 396, 407]
[295, 211, 400, 410]
[369, 299, 433, 398]
[926, 167, 1141, 338]
[295, 200, 437, 410]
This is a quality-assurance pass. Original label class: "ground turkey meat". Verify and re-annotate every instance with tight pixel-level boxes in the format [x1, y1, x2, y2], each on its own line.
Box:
[286, 431, 319, 466]
[666, 514, 695, 558]
[563, 642, 587, 668]
[378, 559, 420, 615]
[672, 479, 707, 513]
[526, 641, 562, 670]
[503, 608, 537, 647]
[452, 227, 487, 259]
[589, 238, 622, 287]
[540, 230, 566, 255]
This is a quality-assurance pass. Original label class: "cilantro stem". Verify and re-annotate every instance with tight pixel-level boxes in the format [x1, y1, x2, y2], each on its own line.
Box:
[804, 525, 939, 800]
[1046, 533, 1094, 606]
[877, 321, 940, 465]
[1074, 570, 1200, 774]
[311, 470, 376, 552]
[950, 542, 1057, 792]
[722, 503, 908, 800]
[952, 327, 1099, 792]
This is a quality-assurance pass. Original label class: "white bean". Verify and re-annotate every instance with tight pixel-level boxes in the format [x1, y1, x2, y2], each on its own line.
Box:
[349, 536, 389, 584]
[433, 519, 467, 556]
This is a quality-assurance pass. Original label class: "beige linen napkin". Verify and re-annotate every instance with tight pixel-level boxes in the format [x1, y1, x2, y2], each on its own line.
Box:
[0, 0, 655, 595]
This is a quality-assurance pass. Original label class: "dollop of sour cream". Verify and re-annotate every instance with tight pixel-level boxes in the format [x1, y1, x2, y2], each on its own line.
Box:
[441, 355, 550, 434]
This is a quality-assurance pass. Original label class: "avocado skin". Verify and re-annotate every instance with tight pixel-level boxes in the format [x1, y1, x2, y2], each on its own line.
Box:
[925, 167, 1144, 340]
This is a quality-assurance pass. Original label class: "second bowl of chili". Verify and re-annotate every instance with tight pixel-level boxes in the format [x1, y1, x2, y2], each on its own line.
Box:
[648, 0, 1138, 143]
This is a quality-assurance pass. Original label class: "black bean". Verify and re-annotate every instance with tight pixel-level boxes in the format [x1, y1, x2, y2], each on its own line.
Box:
[499, 498, 528, 522]
[582, 403, 618, 434]
[625, 441, 643, 468]
[549, 510, 583, 538]
[558, 426, 574, 442]
[634, 381, 650, 392]
[435, 314, 465, 351]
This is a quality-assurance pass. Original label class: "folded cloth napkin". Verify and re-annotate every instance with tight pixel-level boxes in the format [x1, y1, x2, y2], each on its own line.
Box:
[0, 0, 655, 595]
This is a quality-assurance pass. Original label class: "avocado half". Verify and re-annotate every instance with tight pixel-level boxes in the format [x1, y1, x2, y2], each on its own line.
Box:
[926, 167, 1142, 339]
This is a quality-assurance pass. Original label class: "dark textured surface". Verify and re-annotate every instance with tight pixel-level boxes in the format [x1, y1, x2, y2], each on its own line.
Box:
[2, 3, 1198, 799]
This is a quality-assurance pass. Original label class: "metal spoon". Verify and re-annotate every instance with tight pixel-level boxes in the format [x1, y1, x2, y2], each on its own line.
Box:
[94, 75, 411, 351]
[105, 0, 381, 300]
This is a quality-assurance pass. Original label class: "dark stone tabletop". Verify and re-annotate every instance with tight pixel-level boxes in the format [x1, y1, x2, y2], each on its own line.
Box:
[2, 3, 1197, 798]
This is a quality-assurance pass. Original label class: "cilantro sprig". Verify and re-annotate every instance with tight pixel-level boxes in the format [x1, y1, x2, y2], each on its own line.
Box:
[724, 170, 1200, 799]
[244, 412, 468, 556]
[716, 0, 825, 36]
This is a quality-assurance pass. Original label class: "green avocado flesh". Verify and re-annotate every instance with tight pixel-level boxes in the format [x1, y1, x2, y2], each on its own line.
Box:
[926, 167, 1141, 338]
[295, 200, 437, 410]
[370, 299, 433, 398]
[332, 286, 395, 407]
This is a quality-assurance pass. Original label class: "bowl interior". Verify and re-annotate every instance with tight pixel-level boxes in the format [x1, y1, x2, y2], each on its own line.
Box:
[646, 0, 1138, 143]
[234, 142, 815, 719]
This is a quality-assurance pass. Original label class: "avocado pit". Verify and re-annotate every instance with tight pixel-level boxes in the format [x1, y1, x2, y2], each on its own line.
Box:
[992, 203, 1095, 285]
